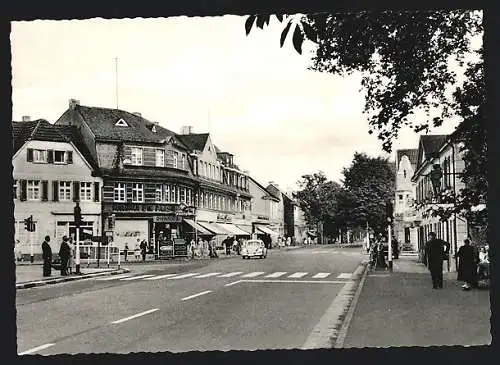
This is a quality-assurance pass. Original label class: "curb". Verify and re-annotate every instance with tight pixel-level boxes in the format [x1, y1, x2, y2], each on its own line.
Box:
[16, 268, 131, 290]
[334, 260, 370, 348]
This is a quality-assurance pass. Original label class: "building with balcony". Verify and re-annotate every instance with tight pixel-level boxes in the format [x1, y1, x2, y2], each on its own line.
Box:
[411, 134, 468, 272]
[12, 117, 102, 258]
[394, 148, 418, 251]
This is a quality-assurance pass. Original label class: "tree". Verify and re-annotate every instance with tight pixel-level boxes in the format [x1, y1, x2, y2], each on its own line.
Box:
[245, 11, 482, 152]
[293, 171, 343, 236]
[340, 152, 395, 235]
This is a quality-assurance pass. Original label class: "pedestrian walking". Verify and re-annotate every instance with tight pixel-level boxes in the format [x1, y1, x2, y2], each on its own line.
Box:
[140, 239, 147, 261]
[58, 236, 71, 276]
[124, 243, 129, 262]
[424, 232, 449, 289]
[455, 239, 479, 290]
[42, 235, 52, 277]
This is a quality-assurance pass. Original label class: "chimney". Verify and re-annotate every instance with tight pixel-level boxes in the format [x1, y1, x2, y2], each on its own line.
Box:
[181, 125, 194, 135]
[133, 112, 142, 117]
[69, 99, 80, 110]
[22, 116, 31, 122]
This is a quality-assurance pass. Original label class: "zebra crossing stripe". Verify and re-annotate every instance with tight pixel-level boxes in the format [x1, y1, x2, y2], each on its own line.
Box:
[241, 272, 265, 278]
[194, 272, 221, 278]
[144, 274, 180, 280]
[312, 273, 331, 279]
[337, 273, 353, 279]
[96, 274, 133, 281]
[167, 273, 199, 279]
[120, 274, 155, 281]
[218, 272, 244, 278]
[265, 272, 287, 278]
[288, 272, 308, 278]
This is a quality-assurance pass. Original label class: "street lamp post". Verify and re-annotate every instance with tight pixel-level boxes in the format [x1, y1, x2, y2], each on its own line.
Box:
[74, 202, 82, 275]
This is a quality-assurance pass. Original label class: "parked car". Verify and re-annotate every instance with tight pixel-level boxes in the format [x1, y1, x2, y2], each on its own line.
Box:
[241, 239, 267, 259]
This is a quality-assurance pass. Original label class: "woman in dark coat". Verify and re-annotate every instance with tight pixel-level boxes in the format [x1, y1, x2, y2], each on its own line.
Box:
[59, 236, 71, 276]
[455, 239, 478, 290]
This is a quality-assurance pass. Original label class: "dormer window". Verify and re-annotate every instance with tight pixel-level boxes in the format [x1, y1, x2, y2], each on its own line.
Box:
[115, 118, 129, 127]
[152, 125, 157, 133]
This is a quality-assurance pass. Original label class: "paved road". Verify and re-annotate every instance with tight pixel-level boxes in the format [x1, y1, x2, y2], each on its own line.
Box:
[17, 245, 364, 355]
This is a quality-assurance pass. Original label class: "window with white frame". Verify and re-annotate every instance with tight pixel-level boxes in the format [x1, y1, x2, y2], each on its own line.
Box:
[59, 181, 72, 201]
[131, 147, 143, 165]
[33, 149, 47, 163]
[132, 183, 144, 202]
[155, 149, 164, 167]
[164, 184, 170, 202]
[27, 180, 40, 200]
[80, 182, 92, 201]
[155, 184, 163, 202]
[114, 182, 126, 202]
[173, 152, 178, 168]
[54, 150, 66, 164]
[180, 187, 186, 203]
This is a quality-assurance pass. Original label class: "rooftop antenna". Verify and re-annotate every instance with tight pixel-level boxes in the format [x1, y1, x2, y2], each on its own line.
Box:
[115, 57, 119, 109]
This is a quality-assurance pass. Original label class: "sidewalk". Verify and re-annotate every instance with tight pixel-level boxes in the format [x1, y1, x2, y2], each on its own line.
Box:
[341, 254, 491, 347]
[16, 264, 129, 289]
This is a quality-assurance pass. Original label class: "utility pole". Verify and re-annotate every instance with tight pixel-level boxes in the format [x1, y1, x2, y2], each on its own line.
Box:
[74, 202, 82, 274]
[366, 221, 370, 253]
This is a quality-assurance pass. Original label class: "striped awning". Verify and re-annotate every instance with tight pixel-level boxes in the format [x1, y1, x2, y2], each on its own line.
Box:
[183, 219, 213, 235]
[236, 225, 252, 235]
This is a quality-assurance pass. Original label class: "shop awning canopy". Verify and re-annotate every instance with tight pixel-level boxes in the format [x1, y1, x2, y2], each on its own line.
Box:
[256, 225, 278, 235]
[236, 225, 253, 235]
[215, 223, 251, 236]
[183, 219, 213, 235]
[197, 221, 230, 235]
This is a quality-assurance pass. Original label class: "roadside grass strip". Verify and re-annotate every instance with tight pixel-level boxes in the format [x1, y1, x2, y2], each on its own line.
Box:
[111, 308, 159, 324]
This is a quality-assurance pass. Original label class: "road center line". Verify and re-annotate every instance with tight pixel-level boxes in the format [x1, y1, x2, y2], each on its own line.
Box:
[111, 308, 159, 324]
[181, 290, 213, 301]
[19, 343, 55, 355]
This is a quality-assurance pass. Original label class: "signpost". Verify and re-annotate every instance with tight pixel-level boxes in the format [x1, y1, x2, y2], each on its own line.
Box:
[74, 202, 82, 274]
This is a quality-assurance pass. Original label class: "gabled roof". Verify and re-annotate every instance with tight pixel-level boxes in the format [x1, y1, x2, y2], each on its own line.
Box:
[416, 134, 449, 169]
[266, 183, 282, 201]
[55, 125, 100, 171]
[396, 148, 418, 170]
[247, 175, 280, 202]
[12, 119, 69, 154]
[75, 105, 174, 143]
[177, 133, 209, 152]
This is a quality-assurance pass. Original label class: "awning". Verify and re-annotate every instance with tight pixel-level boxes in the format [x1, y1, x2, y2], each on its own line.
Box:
[183, 219, 213, 235]
[197, 221, 231, 235]
[215, 223, 251, 236]
[471, 204, 486, 212]
[236, 225, 253, 235]
[255, 225, 278, 235]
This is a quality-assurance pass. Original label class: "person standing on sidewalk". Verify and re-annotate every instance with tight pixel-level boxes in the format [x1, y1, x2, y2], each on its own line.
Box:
[58, 236, 71, 276]
[424, 232, 448, 289]
[41, 236, 52, 277]
[455, 239, 479, 290]
[67, 237, 75, 275]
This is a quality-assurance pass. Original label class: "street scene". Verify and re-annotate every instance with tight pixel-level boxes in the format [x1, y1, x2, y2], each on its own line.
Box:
[11, 9, 489, 356]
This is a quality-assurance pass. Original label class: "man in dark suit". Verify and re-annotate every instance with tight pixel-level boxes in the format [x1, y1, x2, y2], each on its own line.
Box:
[42, 235, 52, 277]
[424, 232, 449, 289]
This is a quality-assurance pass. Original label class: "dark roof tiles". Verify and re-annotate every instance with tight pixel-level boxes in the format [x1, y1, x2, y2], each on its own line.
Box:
[177, 133, 209, 151]
[396, 148, 418, 169]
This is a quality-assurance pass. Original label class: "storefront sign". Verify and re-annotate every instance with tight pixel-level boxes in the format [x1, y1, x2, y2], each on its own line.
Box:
[153, 215, 183, 223]
[257, 215, 269, 221]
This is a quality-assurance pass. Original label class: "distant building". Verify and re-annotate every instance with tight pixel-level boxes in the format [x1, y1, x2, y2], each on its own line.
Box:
[247, 176, 280, 242]
[12, 118, 102, 258]
[394, 148, 418, 251]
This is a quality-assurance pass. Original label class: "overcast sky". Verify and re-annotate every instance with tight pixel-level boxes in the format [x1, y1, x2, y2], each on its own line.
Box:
[11, 15, 466, 192]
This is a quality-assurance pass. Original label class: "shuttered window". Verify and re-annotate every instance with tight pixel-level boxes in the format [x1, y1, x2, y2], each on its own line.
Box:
[94, 182, 100, 202]
[73, 181, 80, 201]
[26, 149, 33, 162]
[53, 181, 59, 201]
[41, 180, 48, 201]
[47, 150, 54, 163]
[67, 151, 73, 164]
[20, 180, 27, 201]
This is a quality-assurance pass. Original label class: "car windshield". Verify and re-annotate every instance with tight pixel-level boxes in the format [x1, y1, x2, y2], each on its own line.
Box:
[245, 241, 261, 247]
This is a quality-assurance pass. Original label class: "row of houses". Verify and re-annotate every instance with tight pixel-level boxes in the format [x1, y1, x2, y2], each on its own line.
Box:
[394, 133, 485, 272]
[12, 99, 309, 257]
